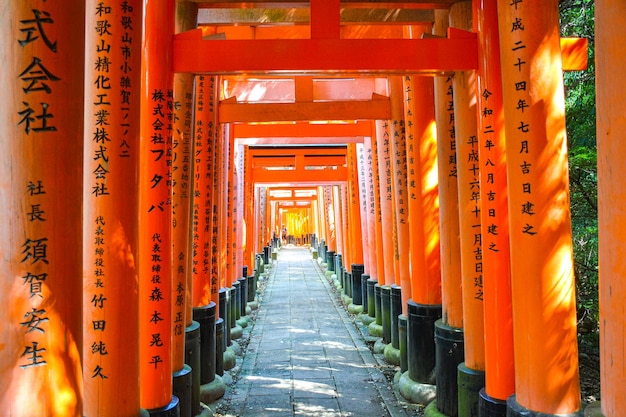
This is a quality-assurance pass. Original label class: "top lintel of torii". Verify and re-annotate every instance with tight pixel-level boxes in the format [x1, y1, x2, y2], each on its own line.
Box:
[173, 1, 587, 76]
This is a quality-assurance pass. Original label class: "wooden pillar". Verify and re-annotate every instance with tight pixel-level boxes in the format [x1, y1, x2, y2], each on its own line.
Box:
[370, 132, 386, 284]
[498, 0, 581, 414]
[348, 143, 364, 266]
[83, 1, 141, 415]
[597, 3, 626, 417]
[388, 77, 411, 312]
[450, 3, 486, 415]
[434, 11, 463, 330]
[405, 73, 442, 306]
[234, 143, 245, 279]
[138, 0, 177, 412]
[403, 72, 443, 385]
[323, 186, 336, 252]
[363, 136, 379, 281]
[432, 8, 465, 417]
[375, 116, 396, 286]
[171, 3, 197, 398]
[475, 0, 515, 411]
[243, 145, 255, 271]
[356, 143, 371, 273]
[0, 3, 85, 416]
[191, 75, 215, 308]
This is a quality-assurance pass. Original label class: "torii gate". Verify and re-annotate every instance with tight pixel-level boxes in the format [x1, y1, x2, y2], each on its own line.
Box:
[3, 2, 619, 417]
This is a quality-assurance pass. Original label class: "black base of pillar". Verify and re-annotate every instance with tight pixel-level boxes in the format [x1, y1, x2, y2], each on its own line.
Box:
[327, 251, 336, 271]
[238, 277, 248, 316]
[434, 319, 464, 417]
[407, 301, 441, 384]
[173, 365, 192, 417]
[506, 395, 583, 417]
[146, 396, 180, 417]
[247, 274, 256, 303]
[218, 288, 230, 346]
[192, 302, 216, 385]
[374, 284, 383, 326]
[351, 264, 364, 305]
[361, 274, 370, 313]
[390, 285, 402, 349]
[184, 321, 201, 415]
[367, 279, 377, 318]
[232, 282, 241, 322]
[458, 362, 485, 417]
[398, 315, 408, 373]
[381, 286, 391, 344]
[478, 388, 507, 417]
[215, 317, 224, 376]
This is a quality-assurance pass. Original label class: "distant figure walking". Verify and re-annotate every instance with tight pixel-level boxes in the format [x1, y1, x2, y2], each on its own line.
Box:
[281, 225, 288, 244]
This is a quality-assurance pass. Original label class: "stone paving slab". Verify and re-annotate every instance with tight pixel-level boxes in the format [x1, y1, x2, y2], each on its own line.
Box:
[210, 246, 420, 417]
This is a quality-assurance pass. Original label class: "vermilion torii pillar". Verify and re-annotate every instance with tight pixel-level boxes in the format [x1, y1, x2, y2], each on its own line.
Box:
[450, 3, 486, 415]
[171, 3, 197, 414]
[597, 3, 626, 416]
[138, 0, 178, 414]
[403, 72, 443, 389]
[1, 2, 85, 416]
[432, 8, 465, 417]
[498, 0, 581, 415]
[475, 0, 515, 415]
[83, 1, 142, 416]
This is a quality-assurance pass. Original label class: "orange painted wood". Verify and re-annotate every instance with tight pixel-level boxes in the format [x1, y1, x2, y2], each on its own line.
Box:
[404, 75, 443, 305]
[597, 3, 626, 416]
[173, 35, 478, 74]
[347, 144, 365, 265]
[389, 77, 411, 310]
[370, 126, 387, 284]
[191, 75, 216, 308]
[451, 1, 485, 372]
[434, 9, 464, 328]
[218, 97, 391, 123]
[362, 137, 380, 281]
[138, 0, 175, 409]
[375, 116, 397, 287]
[0, 3, 85, 416]
[311, 0, 340, 39]
[83, 1, 142, 415]
[171, 0, 197, 372]
[356, 144, 371, 273]
[233, 121, 371, 140]
[475, 0, 515, 401]
[498, 0, 580, 413]
[560, 37, 588, 71]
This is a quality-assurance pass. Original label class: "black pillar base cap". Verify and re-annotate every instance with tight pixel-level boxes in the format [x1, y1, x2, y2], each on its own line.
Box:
[146, 396, 180, 417]
[478, 388, 507, 417]
[506, 394, 584, 417]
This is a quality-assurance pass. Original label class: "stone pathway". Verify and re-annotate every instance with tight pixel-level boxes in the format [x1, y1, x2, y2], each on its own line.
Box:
[212, 246, 415, 417]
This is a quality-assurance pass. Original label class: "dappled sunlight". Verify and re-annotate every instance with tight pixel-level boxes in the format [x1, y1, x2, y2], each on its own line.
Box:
[293, 379, 337, 396]
[3, 276, 82, 416]
[293, 402, 341, 417]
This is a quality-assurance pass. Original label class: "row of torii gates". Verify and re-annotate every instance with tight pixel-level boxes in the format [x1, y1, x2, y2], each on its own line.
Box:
[1, 1, 624, 417]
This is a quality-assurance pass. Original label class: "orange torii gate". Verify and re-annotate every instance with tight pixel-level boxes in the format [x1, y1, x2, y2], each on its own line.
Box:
[0, 1, 608, 417]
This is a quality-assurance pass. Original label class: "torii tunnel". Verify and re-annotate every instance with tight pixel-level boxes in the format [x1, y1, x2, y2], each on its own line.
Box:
[0, 1, 622, 417]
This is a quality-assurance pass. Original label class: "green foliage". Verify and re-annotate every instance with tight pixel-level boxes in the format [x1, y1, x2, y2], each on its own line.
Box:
[560, 0, 599, 327]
